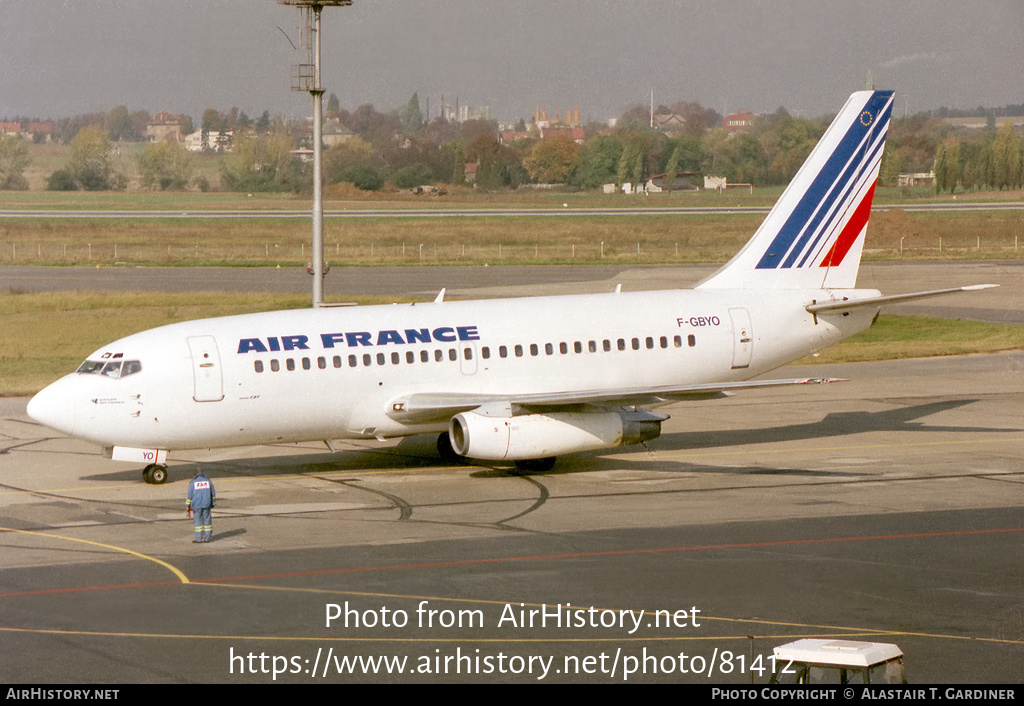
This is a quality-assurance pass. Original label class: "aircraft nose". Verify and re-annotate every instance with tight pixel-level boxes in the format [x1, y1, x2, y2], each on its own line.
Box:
[27, 380, 76, 436]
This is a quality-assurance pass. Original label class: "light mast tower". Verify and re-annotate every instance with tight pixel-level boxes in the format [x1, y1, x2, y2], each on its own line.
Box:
[279, 1, 352, 307]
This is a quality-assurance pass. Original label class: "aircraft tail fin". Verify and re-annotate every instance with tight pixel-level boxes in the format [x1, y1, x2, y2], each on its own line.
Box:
[697, 90, 894, 291]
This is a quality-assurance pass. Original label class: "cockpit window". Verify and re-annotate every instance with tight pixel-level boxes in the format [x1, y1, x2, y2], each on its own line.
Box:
[76, 360, 142, 379]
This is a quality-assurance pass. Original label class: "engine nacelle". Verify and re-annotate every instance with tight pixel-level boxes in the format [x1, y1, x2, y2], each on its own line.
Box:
[449, 410, 665, 461]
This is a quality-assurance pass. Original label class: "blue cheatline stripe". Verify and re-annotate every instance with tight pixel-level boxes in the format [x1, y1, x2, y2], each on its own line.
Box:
[795, 127, 888, 267]
[755, 92, 893, 270]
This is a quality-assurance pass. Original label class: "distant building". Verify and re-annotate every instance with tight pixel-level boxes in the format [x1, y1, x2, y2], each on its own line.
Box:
[704, 175, 727, 191]
[723, 111, 757, 132]
[322, 118, 354, 148]
[653, 113, 687, 133]
[533, 106, 581, 130]
[898, 171, 934, 187]
[943, 116, 1024, 131]
[499, 130, 532, 146]
[28, 121, 54, 142]
[147, 112, 184, 143]
[445, 104, 490, 123]
[538, 126, 585, 144]
[185, 129, 232, 153]
[0, 123, 20, 137]
[645, 171, 703, 192]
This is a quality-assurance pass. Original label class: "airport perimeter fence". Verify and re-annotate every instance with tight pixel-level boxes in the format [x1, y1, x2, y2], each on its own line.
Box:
[0, 236, 1022, 266]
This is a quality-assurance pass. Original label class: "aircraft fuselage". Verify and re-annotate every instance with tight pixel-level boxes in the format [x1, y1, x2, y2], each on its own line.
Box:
[29, 286, 879, 453]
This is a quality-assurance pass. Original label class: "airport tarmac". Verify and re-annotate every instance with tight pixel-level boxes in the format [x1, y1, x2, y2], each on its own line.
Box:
[1, 263, 1022, 684]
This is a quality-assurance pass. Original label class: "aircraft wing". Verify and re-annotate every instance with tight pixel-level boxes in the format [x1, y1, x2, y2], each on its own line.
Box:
[387, 377, 844, 423]
[806, 285, 997, 313]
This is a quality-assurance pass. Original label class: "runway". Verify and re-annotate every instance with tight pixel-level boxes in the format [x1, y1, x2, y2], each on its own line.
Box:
[1, 201, 1022, 219]
[2, 347, 1022, 683]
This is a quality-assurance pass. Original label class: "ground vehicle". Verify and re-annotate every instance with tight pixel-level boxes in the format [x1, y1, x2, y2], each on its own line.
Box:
[769, 639, 907, 684]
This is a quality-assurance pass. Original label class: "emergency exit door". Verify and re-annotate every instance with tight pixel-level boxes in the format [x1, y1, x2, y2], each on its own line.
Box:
[729, 308, 753, 369]
[187, 336, 224, 402]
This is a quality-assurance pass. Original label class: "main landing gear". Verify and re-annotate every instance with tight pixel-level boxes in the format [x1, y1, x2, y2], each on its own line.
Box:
[436, 432, 463, 464]
[142, 464, 168, 484]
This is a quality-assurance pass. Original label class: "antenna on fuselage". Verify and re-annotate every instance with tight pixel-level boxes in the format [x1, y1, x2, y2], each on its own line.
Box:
[279, 0, 353, 308]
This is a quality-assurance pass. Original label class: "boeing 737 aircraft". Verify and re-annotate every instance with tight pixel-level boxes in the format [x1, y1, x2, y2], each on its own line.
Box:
[28, 91, 994, 483]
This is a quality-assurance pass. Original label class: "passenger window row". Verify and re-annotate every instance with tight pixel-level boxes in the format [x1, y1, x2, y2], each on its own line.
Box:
[252, 334, 697, 374]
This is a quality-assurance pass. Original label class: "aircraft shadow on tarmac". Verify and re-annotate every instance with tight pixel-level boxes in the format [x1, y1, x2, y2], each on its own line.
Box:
[80, 398, 1017, 485]
[656, 397, 1015, 450]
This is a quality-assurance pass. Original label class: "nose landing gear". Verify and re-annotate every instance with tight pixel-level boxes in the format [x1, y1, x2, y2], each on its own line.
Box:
[143, 464, 168, 484]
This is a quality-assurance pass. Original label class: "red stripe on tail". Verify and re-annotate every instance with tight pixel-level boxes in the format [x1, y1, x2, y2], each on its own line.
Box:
[820, 181, 877, 267]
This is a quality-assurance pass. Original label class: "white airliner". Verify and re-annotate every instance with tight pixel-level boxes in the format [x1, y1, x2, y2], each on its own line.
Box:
[28, 91, 994, 484]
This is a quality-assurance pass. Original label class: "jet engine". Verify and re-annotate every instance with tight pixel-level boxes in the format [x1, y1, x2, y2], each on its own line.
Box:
[448, 410, 665, 461]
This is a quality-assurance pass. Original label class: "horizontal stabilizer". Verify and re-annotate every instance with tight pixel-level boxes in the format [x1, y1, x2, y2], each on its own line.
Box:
[389, 378, 845, 423]
[806, 284, 998, 313]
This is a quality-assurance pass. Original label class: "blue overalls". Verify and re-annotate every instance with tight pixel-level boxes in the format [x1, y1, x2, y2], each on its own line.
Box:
[186, 473, 216, 542]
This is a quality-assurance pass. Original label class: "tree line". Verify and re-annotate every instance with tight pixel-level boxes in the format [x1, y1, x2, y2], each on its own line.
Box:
[2, 97, 1022, 194]
[932, 125, 1023, 193]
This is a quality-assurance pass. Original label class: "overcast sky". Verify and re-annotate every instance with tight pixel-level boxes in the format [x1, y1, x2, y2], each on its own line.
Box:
[2, 0, 1022, 124]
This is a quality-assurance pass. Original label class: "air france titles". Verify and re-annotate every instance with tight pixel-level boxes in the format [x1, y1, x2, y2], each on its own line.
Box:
[237, 326, 480, 354]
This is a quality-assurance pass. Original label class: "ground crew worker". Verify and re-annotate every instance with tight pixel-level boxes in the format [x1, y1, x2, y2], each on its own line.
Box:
[186, 471, 216, 543]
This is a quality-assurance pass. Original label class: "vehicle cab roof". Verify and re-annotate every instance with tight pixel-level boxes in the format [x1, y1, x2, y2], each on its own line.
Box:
[773, 639, 903, 668]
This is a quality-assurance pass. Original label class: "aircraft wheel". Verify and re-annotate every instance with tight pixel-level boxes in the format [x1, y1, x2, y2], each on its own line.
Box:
[436, 432, 464, 464]
[143, 464, 168, 484]
[512, 457, 556, 474]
